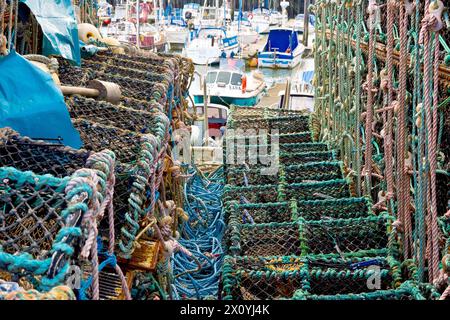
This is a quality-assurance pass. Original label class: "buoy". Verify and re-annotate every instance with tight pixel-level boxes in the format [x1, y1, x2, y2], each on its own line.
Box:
[78, 23, 102, 43]
[249, 57, 258, 68]
[241, 74, 247, 93]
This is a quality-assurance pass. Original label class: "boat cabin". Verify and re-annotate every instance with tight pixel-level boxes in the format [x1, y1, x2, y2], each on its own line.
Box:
[263, 28, 299, 54]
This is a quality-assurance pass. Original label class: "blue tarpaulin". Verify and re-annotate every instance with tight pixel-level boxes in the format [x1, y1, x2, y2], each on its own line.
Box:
[0, 50, 82, 149]
[20, 0, 81, 65]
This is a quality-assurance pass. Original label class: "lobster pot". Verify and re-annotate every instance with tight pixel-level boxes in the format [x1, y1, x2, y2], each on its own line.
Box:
[72, 119, 166, 257]
[57, 57, 95, 87]
[90, 72, 168, 103]
[224, 129, 312, 164]
[297, 197, 372, 221]
[225, 201, 294, 224]
[227, 161, 343, 186]
[120, 97, 165, 113]
[227, 215, 391, 258]
[0, 129, 113, 289]
[229, 106, 308, 121]
[222, 256, 395, 300]
[66, 95, 169, 139]
[229, 115, 310, 134]
[226, 196, 371, 226]
[223, 179, 350, 204]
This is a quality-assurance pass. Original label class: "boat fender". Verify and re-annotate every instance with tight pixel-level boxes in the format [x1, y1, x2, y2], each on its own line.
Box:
[248, 13, 253, 20]
[221, 51, 226, 58]
[241, 74, 247, 93]
[428, 0, 445, 32]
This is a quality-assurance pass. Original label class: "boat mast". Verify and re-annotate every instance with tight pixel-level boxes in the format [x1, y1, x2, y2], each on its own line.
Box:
[302, 0, 309, 46]
[136, 0, 141, 49]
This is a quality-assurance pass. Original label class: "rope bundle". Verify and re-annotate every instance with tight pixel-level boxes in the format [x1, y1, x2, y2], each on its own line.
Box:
[312, 0, 449, 297]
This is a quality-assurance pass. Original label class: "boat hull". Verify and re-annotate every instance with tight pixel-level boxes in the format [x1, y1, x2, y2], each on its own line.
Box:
[193, 94, 261, 107]
[257, 51, 302, 69]
[185, 43, 239, 65]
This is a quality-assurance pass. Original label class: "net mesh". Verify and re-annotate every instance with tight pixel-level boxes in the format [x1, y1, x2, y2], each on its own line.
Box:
[221, 108, 409, 300]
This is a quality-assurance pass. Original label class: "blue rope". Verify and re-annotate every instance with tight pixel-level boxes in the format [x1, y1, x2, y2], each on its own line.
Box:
[172, 166, 225, 299]
[78, 237, 119, 300]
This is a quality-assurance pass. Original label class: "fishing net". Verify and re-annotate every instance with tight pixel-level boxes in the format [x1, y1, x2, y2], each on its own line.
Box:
[226, 215, 391, 258]
[0, 128, 114, 289]
[72, 118, 166, 255]
[223, 180, 350, 204]
[226, 161, 343, 186]
[222, 255, 397, 300]
[228, 106, 309, 121]
[66, 95, 169, 138]
[225, 197, 372, 225]
[229, 116, 310, 134]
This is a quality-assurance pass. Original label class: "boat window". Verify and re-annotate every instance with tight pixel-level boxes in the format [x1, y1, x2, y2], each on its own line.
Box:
[206, 72, 218, 84]
[216, 72, 231, 84]
[230, 73, 242, 86]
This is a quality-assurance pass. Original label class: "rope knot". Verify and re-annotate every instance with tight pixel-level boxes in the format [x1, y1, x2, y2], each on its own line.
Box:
[392, 220, 404, 233]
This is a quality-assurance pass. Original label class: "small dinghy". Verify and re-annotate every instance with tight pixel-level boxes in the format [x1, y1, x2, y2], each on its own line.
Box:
[257, 28, 305, 69]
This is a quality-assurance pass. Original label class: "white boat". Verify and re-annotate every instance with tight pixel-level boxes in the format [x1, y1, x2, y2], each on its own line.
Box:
[268, 9, 283, 26]
[104, 21, 166, 50]
[258, 28, 305, 69]
[164, 14, 189, 45]
[294, 13, 316, 33]
[182, 2, 201, 21]
[230, 20, 259, 45]
[183, 27, 239, 65]
[247, 8, 271, 34]
[191, 59, 266, 107]
[188, 103, 229, 165]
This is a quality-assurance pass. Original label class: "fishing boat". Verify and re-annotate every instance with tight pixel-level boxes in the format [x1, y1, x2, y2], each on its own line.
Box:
[183, 27, 239, 65]
[191, 59, 266, 107]
[257, 27, 304, 69]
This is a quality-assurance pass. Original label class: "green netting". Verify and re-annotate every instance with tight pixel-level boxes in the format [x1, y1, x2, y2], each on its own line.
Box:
[224, 179, 350, 203]
[0, 128, 114, 289]
[228, 116, 310, 134]
[226, 161, 343, 186]
[66, 95, 169, 138]
[222, 255, 399, 300]
[227, 215, 391, 257]
[225, 197, 372, 224]
[228, 106, 309, 120]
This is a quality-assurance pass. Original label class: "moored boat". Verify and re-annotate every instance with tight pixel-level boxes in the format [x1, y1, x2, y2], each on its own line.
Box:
[257, 28, 304, 69]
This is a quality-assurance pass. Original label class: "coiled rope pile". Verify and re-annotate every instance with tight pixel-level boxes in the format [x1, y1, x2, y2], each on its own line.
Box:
[172, 166, 225, 299]
[312, 0, 449, 298]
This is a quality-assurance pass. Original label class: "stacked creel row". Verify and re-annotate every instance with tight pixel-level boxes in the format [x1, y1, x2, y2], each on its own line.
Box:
[0, 50, 194, 300]
[58, 50, 194, 300]
[0, 128, 116, 298]
[313, 0, 449, 296]
[221, 106, 439, 300]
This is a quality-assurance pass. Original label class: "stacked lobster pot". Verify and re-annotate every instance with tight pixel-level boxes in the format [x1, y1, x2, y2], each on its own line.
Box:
[0, 128, 117, 300]
[55, 50, 194, 299]
[221, 106, 439, 300]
